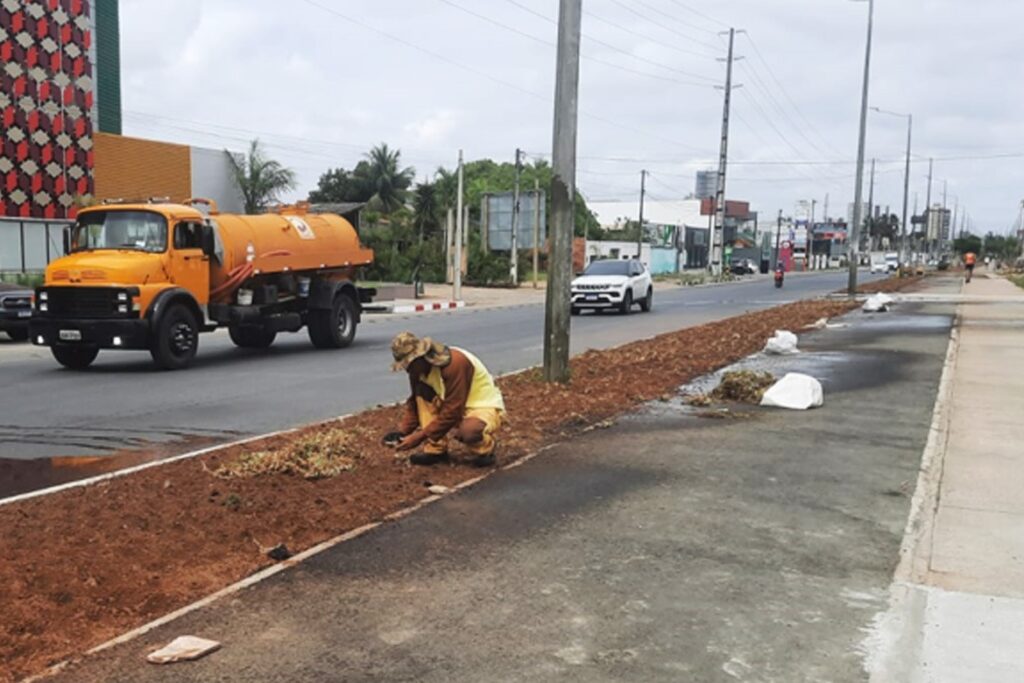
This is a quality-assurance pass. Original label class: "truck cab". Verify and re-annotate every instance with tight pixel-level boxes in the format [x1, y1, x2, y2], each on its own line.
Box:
[30, 203, 215, 369]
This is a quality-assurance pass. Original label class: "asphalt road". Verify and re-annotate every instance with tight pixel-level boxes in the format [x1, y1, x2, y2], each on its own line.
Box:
[54, 295, 952, 682]
[0, 271, 880, 495]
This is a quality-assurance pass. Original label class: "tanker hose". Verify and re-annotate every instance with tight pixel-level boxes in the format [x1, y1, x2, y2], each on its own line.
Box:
[209, 250, 294, 303]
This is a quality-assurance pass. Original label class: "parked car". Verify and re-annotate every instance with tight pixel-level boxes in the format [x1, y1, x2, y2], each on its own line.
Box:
[869, 253, 888, 274]
[0, 284, 33, 341]
[571, 258, 653, 315]
[729, 258, 757, 275]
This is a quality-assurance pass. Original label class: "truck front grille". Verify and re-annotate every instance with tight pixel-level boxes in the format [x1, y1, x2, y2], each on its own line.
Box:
[41, 287, 122, 319]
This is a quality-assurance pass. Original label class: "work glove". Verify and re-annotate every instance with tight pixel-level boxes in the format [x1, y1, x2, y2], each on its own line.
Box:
[381, 431, 405, 447]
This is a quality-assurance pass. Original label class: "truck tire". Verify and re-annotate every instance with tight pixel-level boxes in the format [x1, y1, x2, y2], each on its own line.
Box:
[51, 345, 99, 370]
[150, 303, 199, 370]
[229, 326, 276, 349]
[307, 293, 357, 349]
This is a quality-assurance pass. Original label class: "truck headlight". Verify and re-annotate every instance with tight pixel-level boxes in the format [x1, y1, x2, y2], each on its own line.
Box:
[39, 291, 48, 301]
[39, 302, 48, 312]
[118, 304, 128, 314]
[117, 292, 128, 302]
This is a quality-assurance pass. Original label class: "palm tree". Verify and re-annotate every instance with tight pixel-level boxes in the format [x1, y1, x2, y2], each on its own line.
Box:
[412, 181, 440, 243]
[228, 140, 297, 214]
[360, 143, 415, 213]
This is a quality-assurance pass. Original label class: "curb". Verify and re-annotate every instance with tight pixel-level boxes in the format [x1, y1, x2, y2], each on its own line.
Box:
[390, 300, 465, 314]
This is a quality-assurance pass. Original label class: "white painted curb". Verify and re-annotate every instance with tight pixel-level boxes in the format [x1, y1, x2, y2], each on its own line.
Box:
[389, 300, 465, 314]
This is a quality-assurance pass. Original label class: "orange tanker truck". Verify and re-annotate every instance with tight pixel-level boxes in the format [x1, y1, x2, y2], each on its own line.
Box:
[29, 198, 374, 370]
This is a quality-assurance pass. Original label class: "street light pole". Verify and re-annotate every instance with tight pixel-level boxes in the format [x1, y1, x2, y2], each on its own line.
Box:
[847, 0, 874, 297]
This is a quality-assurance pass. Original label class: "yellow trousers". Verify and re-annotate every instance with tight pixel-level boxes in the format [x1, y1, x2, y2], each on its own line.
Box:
[415, 397, 503, 456]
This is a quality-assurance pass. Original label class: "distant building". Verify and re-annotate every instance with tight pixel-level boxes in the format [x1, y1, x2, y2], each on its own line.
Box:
[695, 170, 717, 200]
[927, 206, 951, 242]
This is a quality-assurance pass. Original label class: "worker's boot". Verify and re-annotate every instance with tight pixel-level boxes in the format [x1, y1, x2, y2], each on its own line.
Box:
[469, 452, 496, 468]
[409, 452, 450, 466]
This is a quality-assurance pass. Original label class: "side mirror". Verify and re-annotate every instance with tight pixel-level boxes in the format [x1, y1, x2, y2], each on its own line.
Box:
[201, 224, 216, 258]
[62, 226, 70, 255]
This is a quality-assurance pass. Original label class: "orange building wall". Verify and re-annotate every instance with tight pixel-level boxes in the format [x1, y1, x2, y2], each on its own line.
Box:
[93, 133, 192, 204]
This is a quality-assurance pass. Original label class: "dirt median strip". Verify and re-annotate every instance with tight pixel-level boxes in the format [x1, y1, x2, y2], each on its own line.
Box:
[1, 286, 918, 682]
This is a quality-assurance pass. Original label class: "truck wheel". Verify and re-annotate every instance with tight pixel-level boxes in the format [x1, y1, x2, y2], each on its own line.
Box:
[51, 345, 99, 370]
[308, 293, 357, 349]
[229, 326, 276, 349]
[150, 304, 199, 370]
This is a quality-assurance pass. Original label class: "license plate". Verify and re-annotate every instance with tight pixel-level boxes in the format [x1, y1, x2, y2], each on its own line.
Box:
[586, 295, 599, 301]
[18, 310, 31, 318]
[59, 329, 82, 341]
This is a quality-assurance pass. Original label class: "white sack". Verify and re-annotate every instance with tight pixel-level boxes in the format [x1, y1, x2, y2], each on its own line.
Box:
[862, 293, 894, 312]
[764, 330, 800, 355]
[147, 636, 221, 664]
[760, 372, 824, 410]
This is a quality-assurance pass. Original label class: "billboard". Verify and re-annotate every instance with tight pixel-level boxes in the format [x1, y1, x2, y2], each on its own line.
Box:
[484, 190, 547, 251]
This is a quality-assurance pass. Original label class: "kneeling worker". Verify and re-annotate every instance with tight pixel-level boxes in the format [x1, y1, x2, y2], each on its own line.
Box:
[387, 332, 505, 467]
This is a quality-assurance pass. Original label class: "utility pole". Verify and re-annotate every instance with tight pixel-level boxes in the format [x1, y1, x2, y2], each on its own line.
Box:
[543, 0, 581, 384]
[711, 27, 742, 277]
[532, 179, 541, 288]
[824, 193, 830, 226]
[808, 199, 817, 270]
[637, 169, 647, 263]
[454, 149, 464, 302]
[847, 0, 874, 297]
[925, 157, 933, 258]
[901, 115, 912, 270]
[445, 207, 454, 283]
[510, 148, 522, 286]
[867, 158, 876, 252]
[774, 209, 783, 266]
[942, 179, 948, 248]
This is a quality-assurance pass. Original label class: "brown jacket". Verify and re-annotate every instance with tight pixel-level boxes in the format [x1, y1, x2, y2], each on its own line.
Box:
[400, 348, 475, 439]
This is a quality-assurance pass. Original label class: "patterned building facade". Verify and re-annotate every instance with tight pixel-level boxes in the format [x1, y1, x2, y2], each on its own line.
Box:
[0, 0, 120, 219]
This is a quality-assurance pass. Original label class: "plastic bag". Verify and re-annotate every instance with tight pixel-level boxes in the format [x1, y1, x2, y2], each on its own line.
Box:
[760, 372, 824, 410]
[147, 636, 221, 664]
[863, 293, 894, 312]
[764, 330, 799, 355]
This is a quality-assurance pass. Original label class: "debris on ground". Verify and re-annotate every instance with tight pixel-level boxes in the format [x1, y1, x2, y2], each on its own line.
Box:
[147, 636, 221, 664]
[0, 297, 866, 682]
[266, 543, 292, 561]
[709, 370, 777, 404]
[684, 393, 714, 407]
[427, 485, 451, 495]
[760, 373, 824, 410]
[214, 429, 359, 480]
[806, 317, 829, 330]
[764, 330, 800, 355]
[695, 408, 753, 420]
[863, 293, 895, 313]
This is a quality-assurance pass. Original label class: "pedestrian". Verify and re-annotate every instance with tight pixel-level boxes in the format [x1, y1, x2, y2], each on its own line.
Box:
[964, 251, 977, 283]
[384, 332, 505, 467]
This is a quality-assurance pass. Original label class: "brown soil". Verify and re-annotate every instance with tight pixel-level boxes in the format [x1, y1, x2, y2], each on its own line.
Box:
[0, 296, 868, 681]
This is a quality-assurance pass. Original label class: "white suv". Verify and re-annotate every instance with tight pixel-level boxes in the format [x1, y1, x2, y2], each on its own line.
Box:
[571, 258, 653, 315]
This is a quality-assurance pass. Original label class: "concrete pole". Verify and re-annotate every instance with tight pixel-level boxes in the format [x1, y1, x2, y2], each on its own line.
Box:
[867, 158, 876, 252]
[711, 28, 737, 278]
[510, 148, 521, 285]
[543, 0, 581, 384]
[925, 157, 934, 257]
[847, 0, 874, 297]
[637, 169, 647, 263]
[532, 180, 541, 288]
[445, 207, 453, 284]
[774, 209, 782, 266]
[454, 149, 464, 302]
[901, 115, 912, 270]
[808, 199, 817, 270]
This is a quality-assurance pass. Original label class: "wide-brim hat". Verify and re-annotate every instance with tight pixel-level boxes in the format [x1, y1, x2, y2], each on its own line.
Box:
[390, 332, 451, 372]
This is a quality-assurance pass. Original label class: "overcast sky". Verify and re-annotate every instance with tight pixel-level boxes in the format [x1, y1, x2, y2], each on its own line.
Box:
[120, 0, 1024, 232]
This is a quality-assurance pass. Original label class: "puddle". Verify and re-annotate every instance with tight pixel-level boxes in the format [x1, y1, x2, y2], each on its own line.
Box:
[0, 434, 224, 500]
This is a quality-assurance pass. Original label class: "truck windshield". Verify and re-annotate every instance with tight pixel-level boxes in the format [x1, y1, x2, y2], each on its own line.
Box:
[71, 211, 168, 253]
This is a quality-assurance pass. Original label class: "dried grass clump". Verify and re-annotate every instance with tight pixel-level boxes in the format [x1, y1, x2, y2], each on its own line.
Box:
[215, 429, 360, 479]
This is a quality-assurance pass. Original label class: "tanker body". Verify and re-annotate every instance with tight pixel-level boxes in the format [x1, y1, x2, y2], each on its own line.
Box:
[29, 199, 375, 370]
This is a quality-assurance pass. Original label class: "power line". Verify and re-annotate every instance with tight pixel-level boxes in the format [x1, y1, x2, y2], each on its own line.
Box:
[664, 0, 731, 30]
[631, 0, 719, 36]
[605, 0, 722, 51]
[583, 7, 717, 59]
[483, 0, 719, 83]
[744, 34, 845, 158]
[298, 0, 712, 152]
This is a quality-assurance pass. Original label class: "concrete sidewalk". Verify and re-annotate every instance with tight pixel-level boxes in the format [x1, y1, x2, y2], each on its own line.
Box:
[54, 291, 955, 680]
[869, 274, 1024, 682]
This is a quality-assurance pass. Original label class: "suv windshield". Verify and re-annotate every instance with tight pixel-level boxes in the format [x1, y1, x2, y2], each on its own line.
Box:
[71, 210, 168, 253]
[584, 260, 630, 276]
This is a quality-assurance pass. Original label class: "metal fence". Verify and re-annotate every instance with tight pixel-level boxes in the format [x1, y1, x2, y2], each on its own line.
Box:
[0, 217, 70, 273]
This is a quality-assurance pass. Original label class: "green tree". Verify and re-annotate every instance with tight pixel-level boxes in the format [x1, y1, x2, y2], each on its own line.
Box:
[361, 143, 415, 213]
[307, 166, 372, 204]
[953, 232, 982, 256]
[228, 140, 296, 214]
[412, 181, 441, 243]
